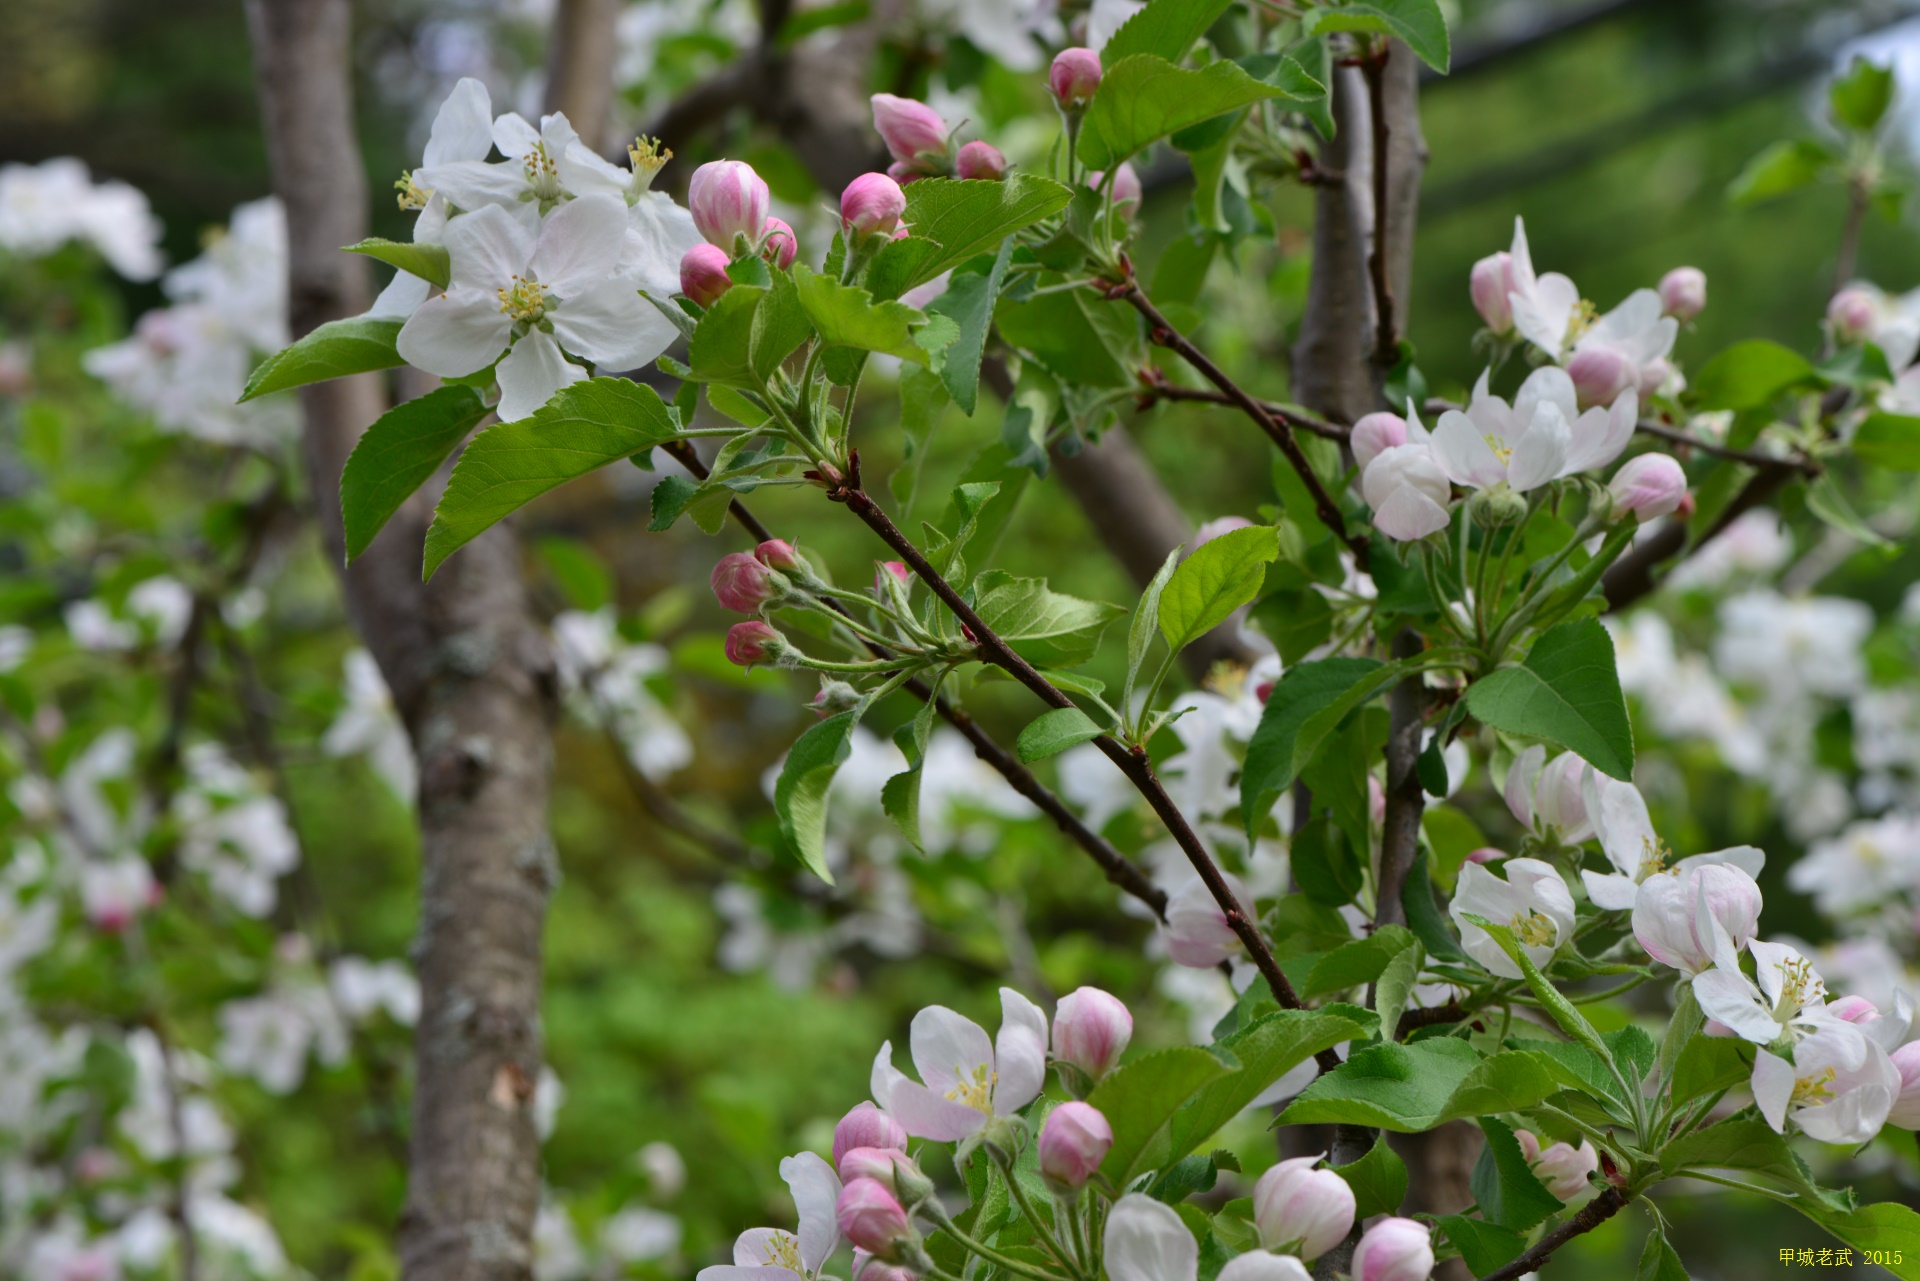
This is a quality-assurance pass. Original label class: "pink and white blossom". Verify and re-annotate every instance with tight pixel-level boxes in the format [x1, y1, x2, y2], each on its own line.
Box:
[1580, 771, 1763, 911]
[869, 988, 1048, 1141]
[1450, 857, 1576, 979]
[1752, 1021, 1899, 1145]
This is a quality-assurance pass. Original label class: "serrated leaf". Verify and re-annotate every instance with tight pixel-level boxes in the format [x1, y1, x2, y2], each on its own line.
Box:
[1126, 548, 1182, 716]
[345, 237, 450, 289]
[1240, 657, 1400, 834]
[1158, 525, 1281, 653]
[793, 265, 947, 365]
[1335, 1133, 1409, 1219]
[973, 576, 1125, 668]
[866, 175, 1075, 300]
[1465, 618, 1634, 780]
[926, 241, 1014, 415]
[1690, 339, 1818, 410]
[1278, 1039, 1558, 1131]
[1472, 1117, 1563, 1230]
[1089, 1046, 1240, 1185]
[1438, 1215, 1526, 1276]
[1728, 139, 1836, 205]
[1016, 707, 1103, 761]
[423, 378, 681, 577]
[1078, 54, 1311, 171]
[1102, 0, 1235, 65]
[240, 316, 405, 401]
[1303, 925, 1416, 998]
[1164, 1009, 1364, 1170]
[1374, 937, 1423, 1043]
[1669, 1034, 1753, 1106]
[1636, 1228, 1689, 1281]
[774, 710, 860, 883]
[1806, 474, 1892, 547]
[751, 268, 813, 381]
[687, 284, 767, 388]
[340, 385, 490, 563]
[1302, 0, 1450, 72]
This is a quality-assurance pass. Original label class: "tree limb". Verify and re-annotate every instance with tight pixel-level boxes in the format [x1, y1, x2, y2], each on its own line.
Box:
[1479, 1187, 1631, 1281]
[543, 0, 621, 153]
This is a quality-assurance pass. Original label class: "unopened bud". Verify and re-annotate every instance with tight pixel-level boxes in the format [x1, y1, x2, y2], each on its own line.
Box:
[833, 1101, 908, 1167]
[761, 217, 798, 269]
[813, 679, 862, 716]
[688, 160, 770, 251]
[754, 539, 802, 571]
[1350, 412, 1408, 471]
[837, 1178, 914, 1259]
[711, 552, 780, 612]
[1607, 453, 1687, 521]
[1471, 252, 1516, 334]
[1051, 987, 1133, 1080]
[1351, 1217, 1433, 1281]
[1829, 286, 1877, 341]
[842, 173, 907, 239]
[839, 1146, 902, 1190]
[955, 141, 1007, 181]
[1515, 1129, 1598, 1201]
[1090, 162, 1142, 216]
[875, 561, 910, 594]
[1566, 345, 1634, 409]
[1038, 1102, 1113, 1192]
[871, 95, 951, 170]
[1659, 266, 1706, 321]
[1467, 484, 1527, 529]
[680, 244, 733, 307]
[724, 620, 784, 667]
[1050, 48, 1103, 109]
[1252, 1154, 1356, 1262]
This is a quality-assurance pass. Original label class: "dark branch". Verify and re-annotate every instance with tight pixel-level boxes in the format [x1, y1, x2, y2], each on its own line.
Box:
[1479, 1188, 1632, 1281]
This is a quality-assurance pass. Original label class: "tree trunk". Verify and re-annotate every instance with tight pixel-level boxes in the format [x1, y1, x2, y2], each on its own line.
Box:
[244, 4, 559, 1277]
[544, 0, 620, 153]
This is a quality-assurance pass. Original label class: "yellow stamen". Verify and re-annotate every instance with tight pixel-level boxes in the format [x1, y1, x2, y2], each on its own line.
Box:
[1511, 909, 1557, 949]
[760, 1233, 803, 1271]
[497, 275, 550, 323]
[945, 1063, 995, 1114]
[523, 142, 564, 203]
[1482, 434, 1514, 465]
[395, 170, 434, 211]
[628, 136, 672, 191]
[1635, 835, 1672, 882]
[1565, 298, 1599, 344]
[1791, 1066, 1838, 1108]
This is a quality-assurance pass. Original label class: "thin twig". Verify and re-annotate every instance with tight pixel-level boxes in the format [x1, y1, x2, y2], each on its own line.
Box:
[1140, 380, 1352, 442]
[1634, 419, 1821, 477]
[1600, 465, 1797, 612]
[1362, 46, 1399, 369]
[1834, 175, 1869, 298]
[1479, 1187, 1631, 1281]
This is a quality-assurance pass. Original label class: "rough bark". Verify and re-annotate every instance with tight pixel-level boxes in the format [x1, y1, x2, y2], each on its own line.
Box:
[1390, 1124, 1481, 1281]
[1291, 63, 1377, 422]
[543, 0, 621, 153]
[245, 4, 558, 1278]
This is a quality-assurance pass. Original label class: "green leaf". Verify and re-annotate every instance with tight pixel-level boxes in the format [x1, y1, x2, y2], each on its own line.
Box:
[240, 316, 405, 401]
[423, 379, 681, 578]
[1472, 1118, 1563, 1230]
[995, 289, 1132, 387]
[1402, 851, 1466, 960]
[1806, 474, 1892, 547]
[926, 241, 1014, 415]
[1669, 1034, 1752, 1106]
[1016, 707, 1103, 761]
[1466, 618, 1634, 780]
[1078, 54, 1310, 171]
[1291, 35, 1337, 139]
[751, 269, 813, 381]
[1279, 1039, 1557, 1132]
[687, 284, 767, 388]
[883, 695, 941, 854]
[1465, 914, 1612, 1063]
[1690, 339, 1818, 410]
[1160, 1010, 1363, 1176]
[536, 537, 614, 612]
[1240, 657, 1393, 833]
[345, 237, 450, 289]
[1302, 0, 1450, 72]
[973, 575, 1125, 668]
[1635, 1227, 1689, 1281]
[338, 385, 490, 563]
[1250, 588, 1334, 665]
[1158, 525, 1281, 654]
[867, 175, 1075, 299]
[1089, 1046, 1240, 1185]
[1102, 0, 1235, 65]
[1373, 937, 1424, 1043]
[774, 710, 859, 883]
[1831, 56, 1897, 133]
[1304, 925, 1417, 998]
[1438, 1215, 1526, 1276]
[1728, 139, 1836, 206]
[1797, 1202, 1920, 1279]
[1334, 1133, 1409, 1219]
[1126, 549, 1182, 717]
[794, 265, 949, 365]
[1290, 814, 1363, 906]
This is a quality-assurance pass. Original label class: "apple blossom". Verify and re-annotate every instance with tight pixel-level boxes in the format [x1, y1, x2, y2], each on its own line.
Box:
[1251, 1154, 1355, 1260]
[1659, 266, 1707, 320]
[1580, 770, 1762, 910]
[712, 552, 781, 613]
[690, 160, 771, 251]
[1092, 162, 1143, 216]
[1351, 1217, 1433, 1281]
[851, 1251, 918, 1281]
[1568, 288, 1677, 407]
[876, 561, 911, 593]
[762, 217, 798, 269]
[1753, 1021, 1899, 1145]
[1516, 1129, 1598, 1200]
[1361, 444, 1452, 541]
[81, 858, 158, 931]
[1431, 366, 1635, 494]
[1051, 985, 1132, 1078]
[408, 86, 585, 223]
[1566, 345, 1634, 409]
[697, 1151, 841, 1281]
[869, 988, 1047, 1141]
[1888, 1042, 1920, 1129]
[1350, 411, 1409, 471]
[1828, 285, 1878, 343]
[755, 539, 803, 571]
[1470, 250, 1517, 333]
[956, 142, 1007, 181]
[396, 196, 675, 421]
[725, 621, 784, 667]
[1037, 1101, 1112, 1190]
[838, 1147, 903, 1190]
[842, 174, 907, 239]
[1450, 857, 1576, 979]
[1693, 939, 1831, 1046]
[1501, 218, 1582, 359]
[681, 243, 734, 307]
[1217, 1253, 1311, 1281]
[836, 1179, 913, 1259]
[1050, 48, 1103, 108]
[1503, 745, 1596, 847]
[1162, 873, 1250, 968]
[1104, 1194, 1196, 1281]
[1607, 453, 1688, 521]
[1631, 863, 1762, 977]
[870, 95, 951, 174]
[833, 1101, 908, 1167]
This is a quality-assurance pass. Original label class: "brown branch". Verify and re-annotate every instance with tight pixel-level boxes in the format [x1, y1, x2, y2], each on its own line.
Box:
[1362, 47, 1399, 370]
[1396, 1001, 1469, 1039]
[1293, 62, 1378, 423]
[1119, 283, 1371, 570]
[1142, 381, 1352, 442]
[1479, 1187, 1631, 1281]
[1374, 629, 1426, 928]
[1633, 418, 1821, 477]
[1600, 464, 1797, 612]
[1835, 174, 1869, 298]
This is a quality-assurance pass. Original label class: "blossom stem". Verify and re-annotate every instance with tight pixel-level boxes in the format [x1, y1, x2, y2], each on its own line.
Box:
[989, 1148, 1090, 1281]
[922, 1201, 1066, 1281]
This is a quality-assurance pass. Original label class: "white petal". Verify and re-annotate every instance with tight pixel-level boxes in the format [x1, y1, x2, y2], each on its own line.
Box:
[1582, 871, 1640, 912]
[444, 203, 534, 290]
[1507, 401, 1572, 492]
[704, 1266, 805, 1281]
[1752, 1049, 1795, 1133]
[495, 330, 588, 422]
[1693, 968, 1781, 1045]
[1372, 485, 1452, 541]
[1431, 412, 1508, 489]
[1508, 217, 1535, 289]
[1514, 272, 1579, 357]
[414, 159, 527, 215]
[1505, 744, 1545, 830]
[1592, 776, 1656, 880]
[624, 194, 707, 296]
[1516, 365, 1578, 425]
[909, 1005, 994, 1099]
[424, 78, 495, 167]
[870, 1040, 907, 1112]
[492, 112, 540, 158]
[532, 193, 630, 297]
[368, 270, 431, 321]
[539, 112, 584, 155]
[1800, 1084, 1893, 1145]
[993, 988, 1049, 1116]
[552, 279, 676, 371]
[1563, 390, 1638, 475]
[558, 141, 629, 200]
[1216, 1252, 1311, 1281]
[734, 1228, 798, 1267]
[1105, 1194, 1198, 1281]
[396, 287, 510, 377]
[884, 1078, 990, 1141]
[780, 1152, 842, 1273]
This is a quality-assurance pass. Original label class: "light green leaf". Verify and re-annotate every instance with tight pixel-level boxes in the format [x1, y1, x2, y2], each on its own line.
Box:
[866, 175, 1075, 300]
[1373, 937, 1423, 1043]
[1669, 1034, 1752, 1106]
[1302, 0, 1450, 72]
[1635, 1228, 1690, 1281]
[751, 269, 813, 381]
[1471, 1117, 1563, 1230]
[340, 385, 490, 563]
[240, 316, 405, 402]
[1463, 913, 1612, 1062]
[926, 240, 1014, 415]
[1690, 339, 1818, 410]
[1163, 1010, 1364, 1173]
[775, 710, 860, 883]
[1465, 618, 1634, 780]
[1832, 56, 1897, 134]
[1089, 1046, 1240, 1185]
[1239, 656, 1400, 834]
[687, 284, 767, 388]
[793, 265, 947, 365]
[1853, 411, 1920, 471]
[973, 575, 1126, 668]
[1279, 1039, 1558, 1132]
[1303, 925, 1416, 998]
[1158, 525, 1282, 654]
[424, 378, 681, 578]
[1079, 54, 1310, 171]
[882, 695, 942, 854]
[1334, 1133, 1409, 1219]
[1729, 140, 1837, 206]
[345, 237, 450, 289]
[1797, 1202, 1920, 1278]
[1016, 707, 1103, 761]
[1806, 474, 1892, 547]
[1126, 548, 1182, 717]
[1102, 0, 1235, 66]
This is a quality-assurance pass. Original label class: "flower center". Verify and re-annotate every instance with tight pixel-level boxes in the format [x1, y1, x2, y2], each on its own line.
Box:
[1510, 909, 1557, 949]
[497, 275, 551, 324]
[760, 1232, 803, 1272]
[1635, 835, 1672, 882]
[1791, 1066, 1838, 1108]
[1482, 435, 1514, 466]
[1566, 298, 1598, 344]
[627, 136, 672, 195]
[945, 1063, 995, 1114]
[1773, 956, 1824, 1016]
[394, 170, 433, 211]
[522, 142, 565, 204]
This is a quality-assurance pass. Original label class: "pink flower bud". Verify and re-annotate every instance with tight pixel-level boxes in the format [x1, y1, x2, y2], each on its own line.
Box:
[1051, 47, 1103, 108]
[853, 1250, 921, 1281]
[1052, 987, 1133, 1079]
[689, 160, 770, 251]
[761, 217, 798, 269]
[1038, 1102, 1113, 1190]
[1089, 163, 1142, 216]
[1632, 863, 1761, 978]
[837, 1178, 913, 1257]
[885, 161, 918, 185]
[1659, 266, 1706, 321]
[724, 620, 781, 667]
[840, 1146, 903, 1190]
[871, 94, 951, 169]
[1470, 251, 1516, 333]
[1607, 454, 1687, 521]
[1516, 1129, 1598, 1201]
[711, 551, 778, 612]
[1566, 345, 1634, 409]
[82, 859, 155, 933]
[754, 539, 802, 571]
[1350, 412, 1409, 471]
[1829, 286, 1877, 341]
[1194, 516, 1253, 548]
[1252, 1154, 1356, 1261]
[1254, 680, 1275, 704]
[876, 561, 910, 593]
[1828, 995, 1880, 1024]
[680, 243, 733, 307]
[955, 141, 1008, 181]
[833, 1101, 908, 1167]
[842, 173, 907, 239]
[1466, 846, 1505, 865]
[1887, 1042, 1920, 1129]
[1636, 355, 1675, 397]
[1351, 1217, 1433, 1281]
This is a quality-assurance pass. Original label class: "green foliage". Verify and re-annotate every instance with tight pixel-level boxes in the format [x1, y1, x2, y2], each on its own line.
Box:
[867, 176, 1075, 300]
[1303, 925, 1417, 997]
[1158, 525, 1280, 654]
[1852, 411, 1920, 470]
[925, 242, 1015, 414]
[1240, 656, 1403, 833]
[774, 709, 860, 883]
[1101, 0, 1235, 65]
[1439, 1215, 1527, 1275]
[1078, 54, 1314, 171]
[971, 573, 1125, 667]
[1636, 1228, 1690, 1281]
[1089, 1046, 1240, 1184]
[1465, 618, 1635, 780]
[1690, 339, 1818, 409]
[339, 385, 489, 563]
[1831, 56, 1896, 133]
[1301, 0, 1451, 73]
[793, 265, 955, 366]
[240, 316, 405, 401]
[1334, 1133, 1409, 1219]
[344, 237, 449, 289]
[1126, 549, 1182, 720]
[1016, 707, 1104, 760]
[1279, 1039, 1559, 1131]
[1472, 1117, 1564, 1229]
[1728, 140, 1837, 205]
